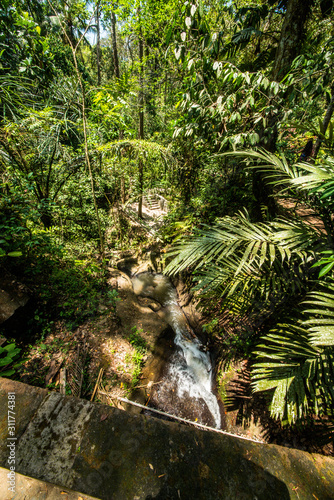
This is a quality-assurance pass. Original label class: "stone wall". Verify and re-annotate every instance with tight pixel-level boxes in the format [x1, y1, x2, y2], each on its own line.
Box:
[1, 377, 334, 499]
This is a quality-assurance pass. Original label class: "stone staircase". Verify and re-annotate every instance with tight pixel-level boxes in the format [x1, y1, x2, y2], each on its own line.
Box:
[143, 193, 161, 210]
[143, 191, 168, 212]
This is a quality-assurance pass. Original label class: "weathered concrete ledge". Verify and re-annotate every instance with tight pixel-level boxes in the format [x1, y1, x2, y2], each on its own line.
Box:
[0, 467, 99, 500]
[0, 377, 334, 500]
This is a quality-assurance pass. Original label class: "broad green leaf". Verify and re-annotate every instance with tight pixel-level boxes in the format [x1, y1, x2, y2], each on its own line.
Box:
[7, 251, 23, 257]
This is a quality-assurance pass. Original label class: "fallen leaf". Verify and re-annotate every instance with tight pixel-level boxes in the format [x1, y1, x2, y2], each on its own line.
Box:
[149, 463, 154, 470]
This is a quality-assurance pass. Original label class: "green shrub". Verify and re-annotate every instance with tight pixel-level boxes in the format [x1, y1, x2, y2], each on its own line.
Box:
[129, 326, 147, 354]
[0, 341, 25, 377]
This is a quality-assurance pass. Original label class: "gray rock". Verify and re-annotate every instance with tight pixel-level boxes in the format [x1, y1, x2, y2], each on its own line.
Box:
[0, 272, 30, 325]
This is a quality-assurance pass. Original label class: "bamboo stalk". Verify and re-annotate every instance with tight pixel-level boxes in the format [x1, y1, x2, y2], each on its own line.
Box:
[59, 367, 66, 395]
[91, 368, 104, 402]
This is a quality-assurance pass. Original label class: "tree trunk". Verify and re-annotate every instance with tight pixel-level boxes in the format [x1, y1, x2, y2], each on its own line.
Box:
[41, 210, 53, 229]
[111, 9, 120, 79]
[313, 87, 334, 160]
[121, 176, 125, 205]
[253, 0, 313, 220]
[48, 3, 104, 255]
[272, 0, 313, 82]
[96, 0, 101, 85]
[138, 9, 144, 219]
[111, 7, 124, 200]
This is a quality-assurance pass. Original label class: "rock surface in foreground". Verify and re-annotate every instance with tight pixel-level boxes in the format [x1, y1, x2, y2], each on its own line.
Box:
[0, 377, 334, 500]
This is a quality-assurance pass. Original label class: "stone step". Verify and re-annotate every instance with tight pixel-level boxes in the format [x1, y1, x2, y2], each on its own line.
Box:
[143, 196, 160, 210]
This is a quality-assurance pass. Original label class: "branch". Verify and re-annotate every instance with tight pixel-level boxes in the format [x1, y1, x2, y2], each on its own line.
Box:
[47, 0, 97, 55]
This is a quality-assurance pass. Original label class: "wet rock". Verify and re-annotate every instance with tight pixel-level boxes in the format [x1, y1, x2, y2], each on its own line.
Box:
[116, 247, 164, 277]
[0, 270, 30, 325]
[137, 296, 161, 312]
[130, 273, 222, 428]
[113, 272, 169, 350]
[116, 256, 138, 275]
[174, 277, 204, 337]
[141, 327, 175, 384]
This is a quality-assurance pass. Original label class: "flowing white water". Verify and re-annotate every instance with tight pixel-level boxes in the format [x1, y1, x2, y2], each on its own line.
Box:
[132, 273, 221, 429]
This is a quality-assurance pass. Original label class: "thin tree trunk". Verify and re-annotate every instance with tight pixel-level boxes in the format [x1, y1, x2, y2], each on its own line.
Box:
[77, 76, 104, 254]
[138, 8, 144, 219]
[111, 8, 124, 202]
[127, 39, 134, 70]
[253, 0, 313, 221]
[48, 1, 104, 255]
[96, 0, 101, 85]
[121, 176, 125, 205]
[111, 9, 120, 79]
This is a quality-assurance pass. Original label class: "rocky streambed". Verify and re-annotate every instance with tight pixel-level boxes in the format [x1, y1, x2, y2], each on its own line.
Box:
[131, 272, 223, 429]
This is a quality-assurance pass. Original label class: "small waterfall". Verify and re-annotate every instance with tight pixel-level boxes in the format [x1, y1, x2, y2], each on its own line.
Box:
[132, 273, 221, 429]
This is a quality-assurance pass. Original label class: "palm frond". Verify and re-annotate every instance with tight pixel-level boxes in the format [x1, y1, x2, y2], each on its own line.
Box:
[289, 159, 334, 191]
[220, 149, 304, 193]
[252, 324, 334, 423]
[165, 210, 318, 318]
[303, 286, 334, 346]
[165, 210, 317, 279]
[220, 150, 334, 201]
[165, 209, 281, 276]
[0, 75, 36, 119]
[272, 218, 322, 254]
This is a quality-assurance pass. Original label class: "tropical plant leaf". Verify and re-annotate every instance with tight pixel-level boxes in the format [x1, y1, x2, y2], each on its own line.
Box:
[252, 324, 334, 423]
[165, 209, 318, 315]
[303, 286, 334, 345]
[220, 149, 305, 194]
[220, 150, 334, 208]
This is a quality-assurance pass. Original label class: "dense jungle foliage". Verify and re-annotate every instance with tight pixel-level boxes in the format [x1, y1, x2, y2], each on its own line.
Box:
[1, 0, 334, 440]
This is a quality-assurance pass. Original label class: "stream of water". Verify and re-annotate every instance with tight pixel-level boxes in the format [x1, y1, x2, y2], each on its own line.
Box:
[132, 273, 221, 429]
